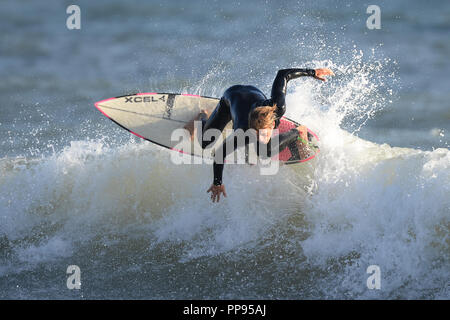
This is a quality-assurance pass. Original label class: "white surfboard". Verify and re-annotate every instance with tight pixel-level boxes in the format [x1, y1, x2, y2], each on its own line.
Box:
[94, 92, 319, 164]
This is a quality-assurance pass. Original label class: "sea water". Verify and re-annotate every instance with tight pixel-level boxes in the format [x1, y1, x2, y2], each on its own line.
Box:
[0, 0, 448, 299]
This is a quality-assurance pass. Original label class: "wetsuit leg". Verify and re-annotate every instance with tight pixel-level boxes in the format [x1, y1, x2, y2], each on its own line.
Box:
[201, 97, 232, 149]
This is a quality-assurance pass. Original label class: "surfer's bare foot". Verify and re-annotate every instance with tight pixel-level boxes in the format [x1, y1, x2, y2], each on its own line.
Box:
[296, 125, 311, 159]
[296, 125, 308, 142]
[184, 109, 209, 140]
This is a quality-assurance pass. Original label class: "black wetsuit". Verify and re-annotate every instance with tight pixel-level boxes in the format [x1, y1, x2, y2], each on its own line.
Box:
[201, 68, 316, 186]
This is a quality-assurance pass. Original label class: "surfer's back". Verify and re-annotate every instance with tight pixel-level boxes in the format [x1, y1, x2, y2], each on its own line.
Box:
[223, 85, 268, 130]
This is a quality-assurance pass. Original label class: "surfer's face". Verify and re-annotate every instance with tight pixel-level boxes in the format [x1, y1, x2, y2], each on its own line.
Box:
[257, 122, 275, 144]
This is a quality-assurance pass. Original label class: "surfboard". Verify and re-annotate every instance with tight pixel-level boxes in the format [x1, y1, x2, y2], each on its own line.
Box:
[94, 92, 319, 164]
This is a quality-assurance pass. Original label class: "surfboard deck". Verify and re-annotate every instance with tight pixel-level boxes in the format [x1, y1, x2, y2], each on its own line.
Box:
[94, 92, 319, 164]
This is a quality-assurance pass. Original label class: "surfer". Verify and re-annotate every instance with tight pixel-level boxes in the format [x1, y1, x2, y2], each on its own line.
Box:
[185, 68, 334, 202]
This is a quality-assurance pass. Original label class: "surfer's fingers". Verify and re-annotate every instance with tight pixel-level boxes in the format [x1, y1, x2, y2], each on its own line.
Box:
[223, 188, 227, 198]
[316, 68, 334, 76]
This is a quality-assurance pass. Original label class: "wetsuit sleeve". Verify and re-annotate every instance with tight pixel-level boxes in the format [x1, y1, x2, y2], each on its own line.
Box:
[213, 162, 224, 186]
[258, 128, 300, 158]
[271, 68, 316, 119]
[212, 137, 238, 186]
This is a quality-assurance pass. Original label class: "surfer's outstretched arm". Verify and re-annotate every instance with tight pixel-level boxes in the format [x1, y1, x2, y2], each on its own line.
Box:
[207, 161, 226, 203]
[271, 68, 315, 118]
[271, 68, 334, 119]
[207, 136, 238, 203]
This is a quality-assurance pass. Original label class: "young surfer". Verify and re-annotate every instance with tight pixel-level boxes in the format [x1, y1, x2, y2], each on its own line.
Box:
[185, 67, 334, 202]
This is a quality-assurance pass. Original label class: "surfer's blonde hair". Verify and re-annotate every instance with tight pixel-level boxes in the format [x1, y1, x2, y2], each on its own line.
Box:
[249, 104, 277, 130]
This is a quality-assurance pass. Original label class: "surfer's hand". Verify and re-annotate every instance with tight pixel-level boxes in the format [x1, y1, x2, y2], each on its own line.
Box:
[296, 125, 308, 142]
[314, 68, 334, 81]
[207, 184, 227, 203]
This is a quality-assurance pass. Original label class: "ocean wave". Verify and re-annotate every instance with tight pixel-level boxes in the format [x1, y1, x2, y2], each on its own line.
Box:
[1, 55, 448, 299]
